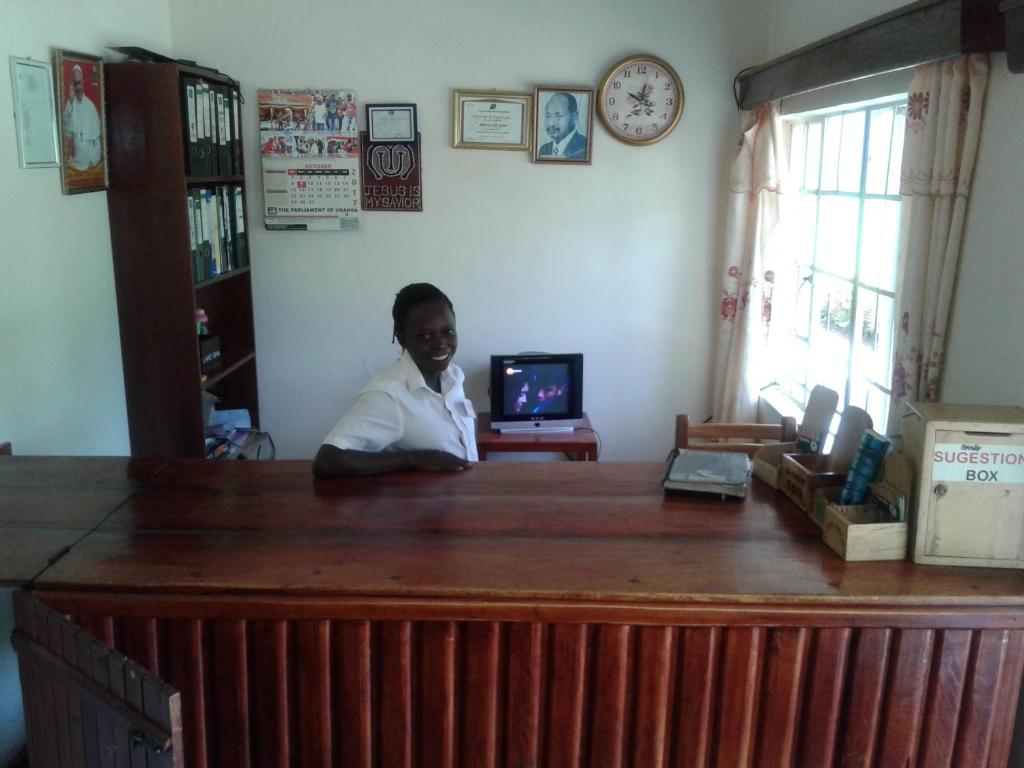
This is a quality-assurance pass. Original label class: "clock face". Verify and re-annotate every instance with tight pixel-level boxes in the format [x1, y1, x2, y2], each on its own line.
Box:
[598, 55, 684, 145]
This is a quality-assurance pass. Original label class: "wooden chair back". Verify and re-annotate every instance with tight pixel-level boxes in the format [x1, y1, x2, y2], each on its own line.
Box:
[675, 414, 798, 457]
[0, 442, 11, 456]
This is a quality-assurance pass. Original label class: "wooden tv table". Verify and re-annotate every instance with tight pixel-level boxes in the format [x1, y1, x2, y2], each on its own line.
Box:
[2, 457, 1023, 768]
[476, 411, 598, 460]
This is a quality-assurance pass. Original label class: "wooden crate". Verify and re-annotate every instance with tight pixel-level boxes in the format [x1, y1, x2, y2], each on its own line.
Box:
[777, 406, 873, 523]
[817, 457, 910, 561]
[751, 441, 797, 488]
[779, 453, 846, 522]
[903, 402, 1024, 569]
[822, 502, 907, 561]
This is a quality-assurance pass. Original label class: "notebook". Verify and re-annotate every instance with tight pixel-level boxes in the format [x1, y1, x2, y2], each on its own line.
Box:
[663, 449, 752, 499]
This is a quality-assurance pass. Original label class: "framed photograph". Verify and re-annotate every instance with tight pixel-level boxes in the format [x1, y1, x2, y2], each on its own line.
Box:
[9, 57, 60, 169]
[532, 86, 594, 164]
[53, 49, 107, 194]
[452, 89, 531, 151]
[367, 103, 416, 143]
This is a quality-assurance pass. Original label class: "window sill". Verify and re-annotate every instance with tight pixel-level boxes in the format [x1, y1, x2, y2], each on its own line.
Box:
[758, 385, 805, 426]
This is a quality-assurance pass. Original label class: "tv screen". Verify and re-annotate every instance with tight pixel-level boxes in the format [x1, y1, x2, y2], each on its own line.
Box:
[489, 354, 583, 432]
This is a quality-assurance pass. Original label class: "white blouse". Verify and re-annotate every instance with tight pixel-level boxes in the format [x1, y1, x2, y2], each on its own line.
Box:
[322, 350, 478, 461]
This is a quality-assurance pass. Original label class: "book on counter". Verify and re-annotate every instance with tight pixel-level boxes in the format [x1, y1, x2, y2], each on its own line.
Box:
[663, 448, 752, 499]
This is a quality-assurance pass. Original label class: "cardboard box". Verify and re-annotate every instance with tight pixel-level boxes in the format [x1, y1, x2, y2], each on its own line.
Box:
[903, 402, 1024, 569]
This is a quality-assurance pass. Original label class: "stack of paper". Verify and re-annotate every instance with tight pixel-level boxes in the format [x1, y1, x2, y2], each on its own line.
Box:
[663, 449, 752, 499]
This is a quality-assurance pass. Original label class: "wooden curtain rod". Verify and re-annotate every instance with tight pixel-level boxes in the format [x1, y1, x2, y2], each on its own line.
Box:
[735, 0, 1006, 109]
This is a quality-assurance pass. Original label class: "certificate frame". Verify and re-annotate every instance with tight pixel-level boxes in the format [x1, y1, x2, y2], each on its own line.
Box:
[452, 89, 532, 151]
[367, 103, 417, 143]
[9, 56, 60, 169]
[53, 48, 108, 194]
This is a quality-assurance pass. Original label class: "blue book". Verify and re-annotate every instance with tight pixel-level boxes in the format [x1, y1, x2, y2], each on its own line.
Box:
[840, 429, 891, 505]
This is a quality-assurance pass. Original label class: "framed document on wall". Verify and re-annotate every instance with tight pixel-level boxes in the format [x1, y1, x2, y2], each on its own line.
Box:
[452, 90, 531, 151]
[367, 103, 416, 143]
[9, 57, 60, 169]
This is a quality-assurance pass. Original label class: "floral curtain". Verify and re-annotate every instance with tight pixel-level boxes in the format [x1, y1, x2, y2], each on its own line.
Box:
[887, 54, 989, 434]
[712, 103, 787, 423]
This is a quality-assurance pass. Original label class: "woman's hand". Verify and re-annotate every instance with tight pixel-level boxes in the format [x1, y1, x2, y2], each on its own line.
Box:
[408, 450, 472, 472]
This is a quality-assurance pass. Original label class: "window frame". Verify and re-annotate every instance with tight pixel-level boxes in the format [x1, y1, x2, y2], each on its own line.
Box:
[774, 95, 907, 431]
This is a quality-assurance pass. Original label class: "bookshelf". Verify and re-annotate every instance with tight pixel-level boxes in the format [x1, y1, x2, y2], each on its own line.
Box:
[106, 62, 257, 458]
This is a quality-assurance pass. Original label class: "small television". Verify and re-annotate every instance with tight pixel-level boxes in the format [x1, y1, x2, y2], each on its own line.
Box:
[489, 353, 584, 433]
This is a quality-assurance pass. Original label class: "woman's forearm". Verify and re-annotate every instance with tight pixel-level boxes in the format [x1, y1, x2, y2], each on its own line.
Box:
[312, 445, 470, 478]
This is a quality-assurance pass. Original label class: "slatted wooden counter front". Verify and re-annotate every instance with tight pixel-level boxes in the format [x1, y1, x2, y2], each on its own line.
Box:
[3, 457, 1023, 767]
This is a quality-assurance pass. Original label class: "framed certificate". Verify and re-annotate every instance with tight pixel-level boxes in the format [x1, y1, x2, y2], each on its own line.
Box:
[367, 103, 416, 143]
[452, 90, 531, 151]
[9, 57, 60, 169]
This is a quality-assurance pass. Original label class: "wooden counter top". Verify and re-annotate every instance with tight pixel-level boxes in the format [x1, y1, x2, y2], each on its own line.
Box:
[3, 457, 1022, 610]
[7, 457, 1022, 768]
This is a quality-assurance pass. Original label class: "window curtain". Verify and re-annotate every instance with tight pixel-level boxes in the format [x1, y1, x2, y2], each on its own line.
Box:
[887, 54, 989, 434]
[712, 103, 787, 423]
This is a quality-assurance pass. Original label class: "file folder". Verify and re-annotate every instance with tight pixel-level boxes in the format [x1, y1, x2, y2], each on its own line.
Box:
[181, 78, 200, 175]
[233, 186, 248, 267]
[198, 188, 214, 278]
[219, 187, 235, 269]
[197, 81, 213, 176]
[186, 194, 199, 282]
[230, 89, 242, 174]
[216, 88, 231, 175]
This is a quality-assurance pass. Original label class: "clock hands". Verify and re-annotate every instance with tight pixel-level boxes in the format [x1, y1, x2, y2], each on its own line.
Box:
[626, 80, 655, 118]
[626, 82, 653, 106]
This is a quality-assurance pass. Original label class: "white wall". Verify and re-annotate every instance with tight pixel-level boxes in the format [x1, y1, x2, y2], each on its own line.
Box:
[761, 0, 911, 60]
[943, 54, 1024, 407]
[0, 1, 175, 457]
[0, 2, 173, 760]
[168, 0, 770, 462]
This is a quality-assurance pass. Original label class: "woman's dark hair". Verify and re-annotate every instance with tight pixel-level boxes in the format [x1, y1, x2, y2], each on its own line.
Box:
[392, 283, 455, 343]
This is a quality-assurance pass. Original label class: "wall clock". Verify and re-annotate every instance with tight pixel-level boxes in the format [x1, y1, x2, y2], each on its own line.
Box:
[597, 54, 684, 145]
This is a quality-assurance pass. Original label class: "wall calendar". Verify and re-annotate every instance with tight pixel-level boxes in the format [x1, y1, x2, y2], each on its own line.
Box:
[258, 88, 361, 231]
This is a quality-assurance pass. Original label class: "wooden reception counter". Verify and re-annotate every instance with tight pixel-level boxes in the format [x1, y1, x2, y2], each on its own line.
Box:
[2, 457, 1023, 767]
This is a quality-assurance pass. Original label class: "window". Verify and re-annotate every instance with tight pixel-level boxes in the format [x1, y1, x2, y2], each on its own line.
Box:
[773, 97, 907, 432]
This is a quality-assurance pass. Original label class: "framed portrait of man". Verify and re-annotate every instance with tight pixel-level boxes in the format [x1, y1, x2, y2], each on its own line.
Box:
[532, 86, 594, 164]
[53, 49, 108, 194]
